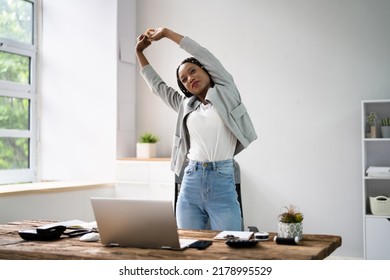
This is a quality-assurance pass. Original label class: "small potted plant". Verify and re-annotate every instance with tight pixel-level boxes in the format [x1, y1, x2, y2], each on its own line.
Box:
[380, 117, 390, 138]
[278, 204, 304, 240]
[136, 132, 159, 158]
[366, 112, 378, 138]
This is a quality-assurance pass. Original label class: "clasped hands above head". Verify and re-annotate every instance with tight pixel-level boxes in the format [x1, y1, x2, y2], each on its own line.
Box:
[137, 27, 166, 42]
[145, 28, 156, 38]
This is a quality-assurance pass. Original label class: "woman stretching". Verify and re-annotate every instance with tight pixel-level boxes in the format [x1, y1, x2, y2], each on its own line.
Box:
[135, 27, 257, 230]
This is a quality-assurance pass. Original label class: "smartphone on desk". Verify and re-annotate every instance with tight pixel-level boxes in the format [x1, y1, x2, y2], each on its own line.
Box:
[188, 240, 212, 250]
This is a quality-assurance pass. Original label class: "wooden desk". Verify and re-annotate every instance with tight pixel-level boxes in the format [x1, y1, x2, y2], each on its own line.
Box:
[0, 220, 341, 260]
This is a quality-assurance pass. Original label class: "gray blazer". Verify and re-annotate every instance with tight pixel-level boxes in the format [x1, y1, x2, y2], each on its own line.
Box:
[141, 36, 257, 176]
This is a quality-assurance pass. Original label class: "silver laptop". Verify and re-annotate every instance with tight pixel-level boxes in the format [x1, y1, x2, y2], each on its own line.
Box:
[90, 197, 197, 249]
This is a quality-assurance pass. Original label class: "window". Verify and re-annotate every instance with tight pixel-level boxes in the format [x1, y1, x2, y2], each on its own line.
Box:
[0, 0, 37, 184]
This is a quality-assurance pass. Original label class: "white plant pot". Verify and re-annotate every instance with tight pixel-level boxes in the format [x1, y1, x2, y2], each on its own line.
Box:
[278, 222, 303, 240]
[136, 143, 156, 158]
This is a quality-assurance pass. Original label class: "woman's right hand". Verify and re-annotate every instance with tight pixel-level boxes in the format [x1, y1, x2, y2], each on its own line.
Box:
[135, 33, 151, 53]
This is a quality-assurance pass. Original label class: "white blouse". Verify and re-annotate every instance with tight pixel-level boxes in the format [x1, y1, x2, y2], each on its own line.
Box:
[186, 102, 237, 162]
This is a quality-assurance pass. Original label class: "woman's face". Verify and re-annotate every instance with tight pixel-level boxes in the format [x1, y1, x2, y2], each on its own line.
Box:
[178, 62, 211, 98]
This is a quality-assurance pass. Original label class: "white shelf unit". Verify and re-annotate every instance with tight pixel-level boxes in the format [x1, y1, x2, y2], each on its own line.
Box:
[115, 158, 174, 201]
[361, 100, 390, 260]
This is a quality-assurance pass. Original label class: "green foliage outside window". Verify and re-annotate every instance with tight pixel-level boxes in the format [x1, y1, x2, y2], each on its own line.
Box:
[0, 0, 34, 171]
[0, 138, 29, 169]
[0, 96, 29, 130]
[0, 0, 33, 44]
[0, 51, 30, 84]
[0, 97, 29, 169]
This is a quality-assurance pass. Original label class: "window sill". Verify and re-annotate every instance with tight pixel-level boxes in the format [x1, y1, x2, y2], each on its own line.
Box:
[0, 181, 115, 196]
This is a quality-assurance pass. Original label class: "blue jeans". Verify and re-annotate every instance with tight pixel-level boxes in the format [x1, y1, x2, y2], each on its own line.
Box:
[176, 159, 242, 230]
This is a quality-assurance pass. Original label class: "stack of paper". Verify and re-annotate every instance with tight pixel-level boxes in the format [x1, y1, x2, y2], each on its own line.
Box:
[214, 231, 254, 240]
[366, 166, 390, 177]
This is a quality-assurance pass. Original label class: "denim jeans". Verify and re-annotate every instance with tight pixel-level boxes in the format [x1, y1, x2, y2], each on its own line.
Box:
[176, 159, 242, 230]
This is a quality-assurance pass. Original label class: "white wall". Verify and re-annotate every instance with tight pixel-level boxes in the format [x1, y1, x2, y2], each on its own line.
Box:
[117, 0, 137, 158]
[39, 0, 118, 181]
[0, 184, 115, 224]
[136, 0, 390, 258]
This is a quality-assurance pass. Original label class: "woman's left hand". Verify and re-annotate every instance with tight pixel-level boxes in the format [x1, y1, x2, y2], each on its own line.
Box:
[145, 27, 167, 41]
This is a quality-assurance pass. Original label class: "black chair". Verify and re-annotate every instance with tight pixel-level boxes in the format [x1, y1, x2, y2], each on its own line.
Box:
[174, 160, 244, 230]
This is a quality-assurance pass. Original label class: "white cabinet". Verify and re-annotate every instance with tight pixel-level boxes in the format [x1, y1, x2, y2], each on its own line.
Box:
[365, 217, 390, 259]
[362, 100, 390, 259]
[115, 158, 174, 201]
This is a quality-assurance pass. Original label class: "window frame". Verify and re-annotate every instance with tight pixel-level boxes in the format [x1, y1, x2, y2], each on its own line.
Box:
[0, 0, 38, 184]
